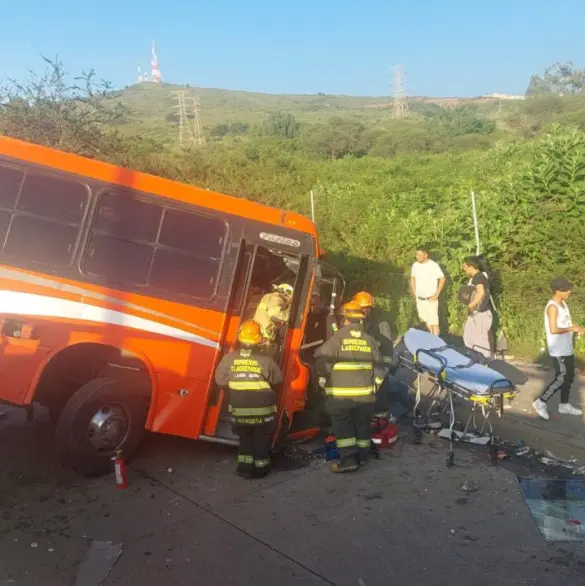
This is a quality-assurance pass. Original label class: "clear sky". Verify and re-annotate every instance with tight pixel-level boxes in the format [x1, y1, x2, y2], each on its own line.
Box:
[2, 0, 584, 97]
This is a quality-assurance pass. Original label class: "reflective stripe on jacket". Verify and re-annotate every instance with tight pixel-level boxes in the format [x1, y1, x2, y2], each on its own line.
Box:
[313, 324, 387, 400]
[214, 348, 283, 420]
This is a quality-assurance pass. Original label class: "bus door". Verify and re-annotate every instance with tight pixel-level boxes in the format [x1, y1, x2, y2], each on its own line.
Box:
[200, 242, 310, 443]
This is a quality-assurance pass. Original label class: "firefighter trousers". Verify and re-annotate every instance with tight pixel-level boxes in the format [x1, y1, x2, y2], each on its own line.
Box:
[326, 398, 374, 467]
[233, 423, 273, 478]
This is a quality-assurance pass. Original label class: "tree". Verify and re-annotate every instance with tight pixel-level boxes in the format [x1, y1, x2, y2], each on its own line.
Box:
[302, 117, 374, 159]
[0, 57, 128, 159]
[526, 62, 585, 96]
[257, 112, 300, 139]
[428, 106, 496, 137]
[210, 123, 230, 138]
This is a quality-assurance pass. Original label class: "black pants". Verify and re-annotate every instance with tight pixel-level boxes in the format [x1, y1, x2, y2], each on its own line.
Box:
[234, 423, 273, 477]
[374, 378, 389, 418]
[540, 354, 575, 404]
[327, 398, 374, 467]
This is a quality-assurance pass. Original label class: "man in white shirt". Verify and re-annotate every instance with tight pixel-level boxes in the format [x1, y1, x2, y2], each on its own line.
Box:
[410, 246, 446, 336]
[533, 277, 585, 421]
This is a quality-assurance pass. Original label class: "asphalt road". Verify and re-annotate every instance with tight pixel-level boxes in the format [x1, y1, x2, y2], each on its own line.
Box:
[1, 406, 585, 586]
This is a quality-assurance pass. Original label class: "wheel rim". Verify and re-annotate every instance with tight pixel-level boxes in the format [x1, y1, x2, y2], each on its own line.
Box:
[87, 403, 131, 454]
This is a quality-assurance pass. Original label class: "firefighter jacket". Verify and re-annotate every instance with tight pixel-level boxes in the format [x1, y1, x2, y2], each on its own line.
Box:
[215, 347, 283, 424]
[364, 308, 394, 369]
[313, 323, 387, 402]
[253, 292, 291, 341]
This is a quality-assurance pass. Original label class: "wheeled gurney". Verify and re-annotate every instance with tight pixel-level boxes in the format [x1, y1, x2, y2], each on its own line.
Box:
[398, 328, 518, 466]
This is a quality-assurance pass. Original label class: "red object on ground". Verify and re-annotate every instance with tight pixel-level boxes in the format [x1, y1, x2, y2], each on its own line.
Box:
[371, 419, 398, 448]
[113, 451, 128, 489]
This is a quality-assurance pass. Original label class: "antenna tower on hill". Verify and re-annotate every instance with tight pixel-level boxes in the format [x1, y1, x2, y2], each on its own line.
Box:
[151, 40, 162, 83]
[391, 65, 410, 119]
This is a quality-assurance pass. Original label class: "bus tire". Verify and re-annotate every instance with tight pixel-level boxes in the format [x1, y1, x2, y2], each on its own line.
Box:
[55, 377, 150, 477]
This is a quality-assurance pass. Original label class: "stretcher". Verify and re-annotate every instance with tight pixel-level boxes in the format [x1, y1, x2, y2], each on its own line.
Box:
[398, 328, 518, 466]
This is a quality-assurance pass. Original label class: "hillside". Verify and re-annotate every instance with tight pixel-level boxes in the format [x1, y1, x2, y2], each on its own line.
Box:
[3, 59, 585, 360]
[113, 82, 511, 144]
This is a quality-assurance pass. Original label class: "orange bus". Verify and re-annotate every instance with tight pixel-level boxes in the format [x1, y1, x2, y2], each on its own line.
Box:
[0, 136, 345, 475]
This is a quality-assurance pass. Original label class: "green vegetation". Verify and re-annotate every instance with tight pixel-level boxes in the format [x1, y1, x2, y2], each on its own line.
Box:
[2, 58, 585, 360]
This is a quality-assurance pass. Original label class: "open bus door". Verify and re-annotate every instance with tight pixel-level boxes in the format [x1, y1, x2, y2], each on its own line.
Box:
[200, 242, 313, 445]
[295, 261, 346, 431]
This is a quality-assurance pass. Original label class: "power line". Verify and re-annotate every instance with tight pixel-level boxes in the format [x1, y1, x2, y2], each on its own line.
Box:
[191, 95, 205, 147]
[171, 90, 194, 147]
[391, 65, 410, 119]
[171, 90, 205, 148]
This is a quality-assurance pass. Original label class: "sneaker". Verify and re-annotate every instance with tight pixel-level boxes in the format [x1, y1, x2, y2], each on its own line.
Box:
[533, 399, 550, 421]
[559, 403, 583, 416]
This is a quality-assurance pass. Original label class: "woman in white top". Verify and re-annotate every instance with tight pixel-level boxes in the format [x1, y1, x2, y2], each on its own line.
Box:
[533, 277, 585, 421]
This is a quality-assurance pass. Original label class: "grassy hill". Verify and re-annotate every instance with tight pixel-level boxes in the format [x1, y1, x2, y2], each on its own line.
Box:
[6, 62, 585, 359]
[113, 82, 512, 144]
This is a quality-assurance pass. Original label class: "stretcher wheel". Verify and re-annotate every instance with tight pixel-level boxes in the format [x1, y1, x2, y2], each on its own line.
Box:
[490, 443, 499, 463]
[446, 452, 454, 467]
[413, 428, 423, 444]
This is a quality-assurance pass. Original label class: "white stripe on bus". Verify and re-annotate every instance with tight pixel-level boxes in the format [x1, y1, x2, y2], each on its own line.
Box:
[0, 290, 219, 349]
[0, 266, 219, 337]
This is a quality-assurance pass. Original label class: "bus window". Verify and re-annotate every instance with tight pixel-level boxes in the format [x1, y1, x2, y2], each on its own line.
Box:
[158, 207, 225, 258]
[16, 173, 88, 224]
[0, 165, 24, 209]
[93, 190, 161, 243]
[149, 248, 219, 298]
[84, 234, 152, 285]
[0, 165, 89, 267]
[5, 216, 81, 266]
[84, 189, 227, 300]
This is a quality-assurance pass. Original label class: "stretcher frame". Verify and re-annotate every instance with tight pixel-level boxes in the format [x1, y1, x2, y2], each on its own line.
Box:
[397, 344, 517, 466]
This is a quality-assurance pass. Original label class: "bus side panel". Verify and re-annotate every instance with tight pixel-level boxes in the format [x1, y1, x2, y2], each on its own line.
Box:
[146, 345, 219, 439]
[0, 335, 53, 405]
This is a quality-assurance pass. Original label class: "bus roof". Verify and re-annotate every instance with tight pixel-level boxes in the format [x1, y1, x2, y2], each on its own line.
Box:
[0, 136, 318, 238]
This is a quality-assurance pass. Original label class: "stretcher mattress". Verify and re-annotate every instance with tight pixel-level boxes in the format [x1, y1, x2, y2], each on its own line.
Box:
[403, 328, 513, 396]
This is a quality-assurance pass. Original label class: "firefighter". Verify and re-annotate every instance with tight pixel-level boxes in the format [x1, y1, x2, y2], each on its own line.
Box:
[214, 320, 283, 479]
[314, 301, 387, 472]
[253, 283, 294, 356]
[352, 290, 394, 419]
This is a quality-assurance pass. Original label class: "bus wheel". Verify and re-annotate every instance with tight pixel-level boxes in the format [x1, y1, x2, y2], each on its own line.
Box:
[55, 377, 150, 477]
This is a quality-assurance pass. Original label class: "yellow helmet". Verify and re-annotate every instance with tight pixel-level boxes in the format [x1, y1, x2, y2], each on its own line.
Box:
[238, 320, 263, 346]
[353, 291, 374, 309]
[274, 283, 294, 297]
[341, 301, 365, 320]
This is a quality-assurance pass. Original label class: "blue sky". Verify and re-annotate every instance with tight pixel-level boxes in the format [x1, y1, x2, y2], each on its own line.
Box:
[2, 0, 584, 97]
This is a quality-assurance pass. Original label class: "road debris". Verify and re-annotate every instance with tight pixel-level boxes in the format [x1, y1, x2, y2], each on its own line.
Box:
[74, 540, 123, 586]
[461, 480, 478, 492]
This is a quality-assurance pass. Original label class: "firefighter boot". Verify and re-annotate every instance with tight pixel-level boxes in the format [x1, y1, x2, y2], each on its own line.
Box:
[330, 461, 359, 473]
[236, 462, 254, 479]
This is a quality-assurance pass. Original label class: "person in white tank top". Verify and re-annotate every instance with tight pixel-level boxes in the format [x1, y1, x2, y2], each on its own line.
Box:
[533, 277, 585, 420]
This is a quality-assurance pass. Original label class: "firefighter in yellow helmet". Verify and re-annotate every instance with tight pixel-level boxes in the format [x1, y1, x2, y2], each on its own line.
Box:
[253, 283, 294, 355]
[314, 301, 387, 472]
[353, 290, 395, 419]
[214, 320, 283, 479]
